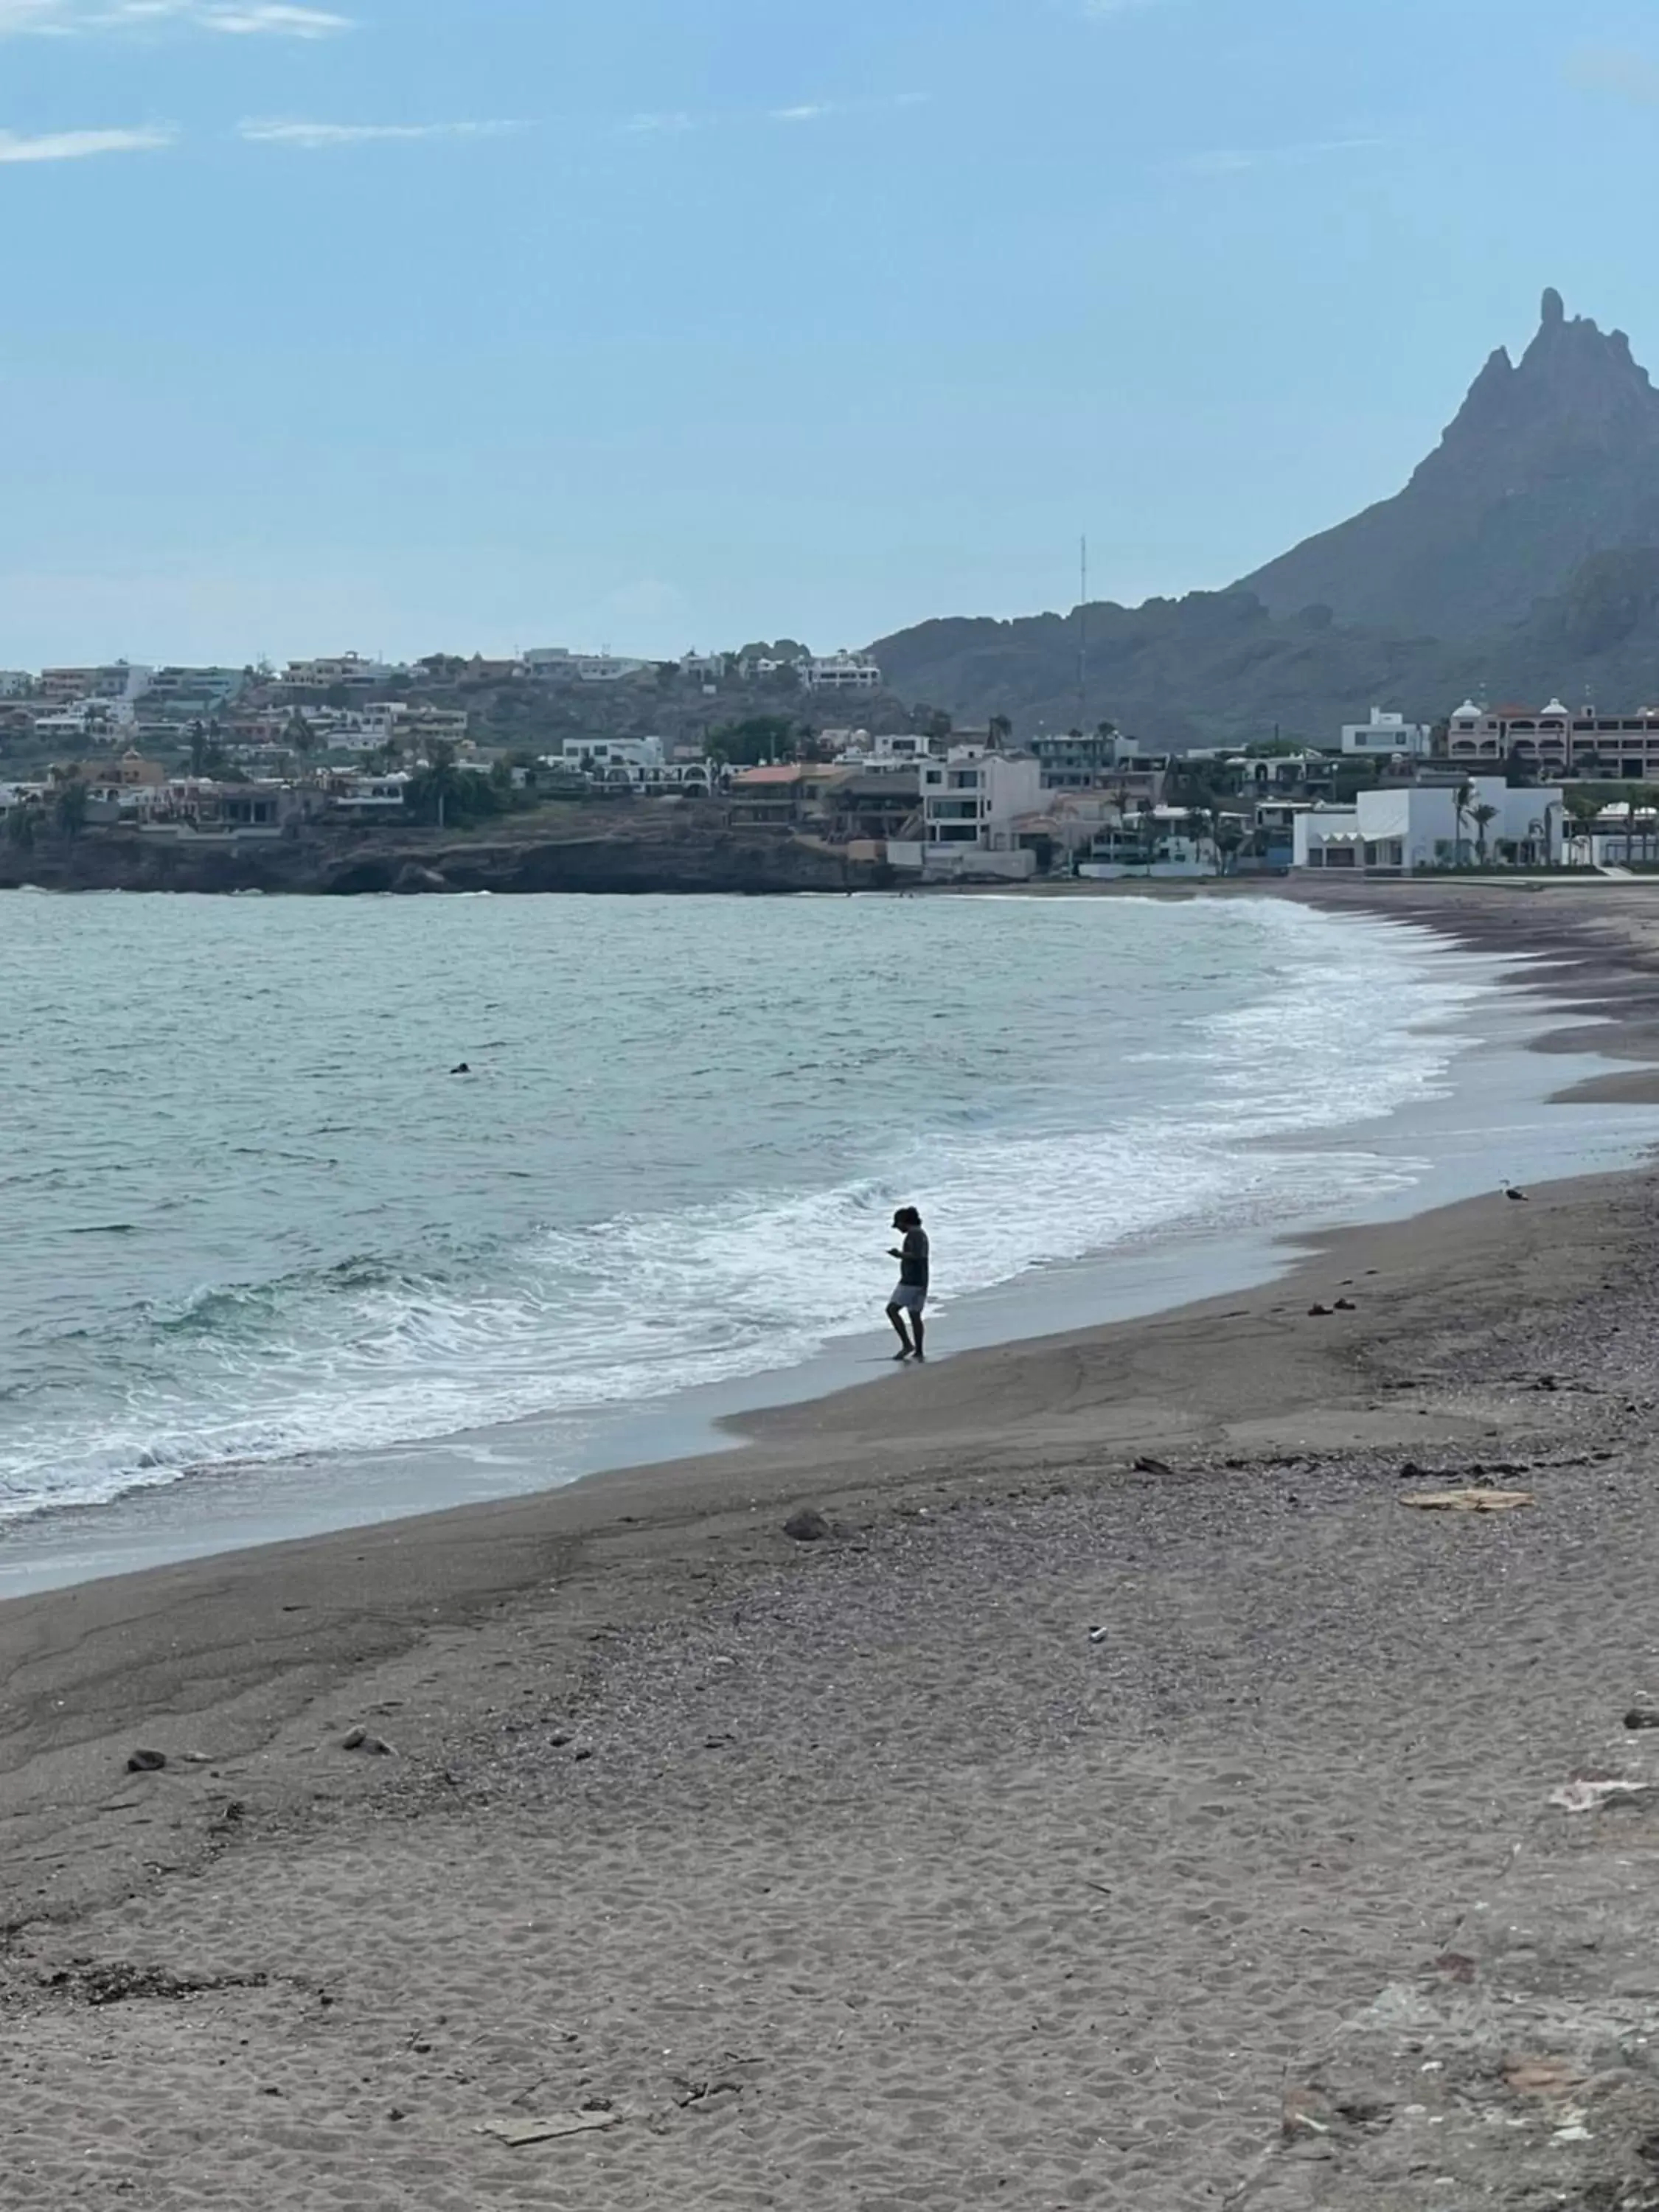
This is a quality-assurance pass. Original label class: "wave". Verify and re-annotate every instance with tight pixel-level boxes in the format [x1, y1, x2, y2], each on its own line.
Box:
[0, 901, 1506, 1523]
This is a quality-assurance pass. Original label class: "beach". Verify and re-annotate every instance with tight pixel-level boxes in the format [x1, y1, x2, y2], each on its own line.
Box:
[8, 882, 1659, 2207]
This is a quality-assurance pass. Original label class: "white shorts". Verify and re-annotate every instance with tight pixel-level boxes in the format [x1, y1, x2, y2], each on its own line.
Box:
[889, 1283, 928, 1315]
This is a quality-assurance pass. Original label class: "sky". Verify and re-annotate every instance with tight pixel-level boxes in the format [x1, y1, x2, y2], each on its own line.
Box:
[7, 0, 1659, 666]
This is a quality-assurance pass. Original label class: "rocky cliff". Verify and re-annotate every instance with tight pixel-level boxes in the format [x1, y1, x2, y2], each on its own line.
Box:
[1239, 290, 1659, 635]
[0, 825, 886, 897]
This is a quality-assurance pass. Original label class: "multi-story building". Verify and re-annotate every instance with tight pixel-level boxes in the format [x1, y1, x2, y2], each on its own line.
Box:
[283, 653, 402, 692]
[549, 735, 666, 779]
[1341, 707, 1433, 757]
[1445, 697, 1659, 777]
[143, 667, 248, 717]
[0, 672, 32, 700]
[1031, 731, 1116, 789]
[801, 652, 882, 694]
[524, 649, 652, 685]
[888, 745, 1045, 880]
[39, 664, 152, 706]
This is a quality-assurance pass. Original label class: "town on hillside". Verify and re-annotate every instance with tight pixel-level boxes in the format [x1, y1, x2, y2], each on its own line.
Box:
[2, 647, 1658, 881]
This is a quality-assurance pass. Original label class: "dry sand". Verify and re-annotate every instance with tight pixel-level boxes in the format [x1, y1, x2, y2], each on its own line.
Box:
[8, 882, 1659, 2208]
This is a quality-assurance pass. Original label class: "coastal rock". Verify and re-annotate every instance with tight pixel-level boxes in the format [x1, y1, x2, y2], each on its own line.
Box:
[1624, 1708, 1659, 1732]
[391, 863, 451, 896]
[783, 1509, 832, 1543]
[341, 1728, 394, 1756]
[125, 1749, 167, 1773]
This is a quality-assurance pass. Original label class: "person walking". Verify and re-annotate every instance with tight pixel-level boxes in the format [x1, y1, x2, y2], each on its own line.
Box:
[886, 1206, 931, 1361]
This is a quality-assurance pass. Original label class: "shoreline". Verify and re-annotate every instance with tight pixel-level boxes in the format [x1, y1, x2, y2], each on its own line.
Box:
[12, 883, 1659, 2203]
[5, 894, 1655, 1597]
[9, 1159, 1659, 2202]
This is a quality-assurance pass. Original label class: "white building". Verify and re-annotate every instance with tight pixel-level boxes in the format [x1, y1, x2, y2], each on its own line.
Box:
[1341, 707, 1433, 757]
[1293, 778, 1564, 874]
[679, 650, 724, 685]
[889, 745, 1045, 880]
[524, 649, 652, 685]
[830, 729, 934, 771]
[283, 653, 402, 691]
[802, 652, 882, 694]
[330, 772, 412, 816]
[1079, 806, 1220, 880]
[38, 663, 152, 707]
[546, 735, 666, 779]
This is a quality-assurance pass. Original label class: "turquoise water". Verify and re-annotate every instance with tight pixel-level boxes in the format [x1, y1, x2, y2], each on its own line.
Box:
[0, 891, 1582, 1529]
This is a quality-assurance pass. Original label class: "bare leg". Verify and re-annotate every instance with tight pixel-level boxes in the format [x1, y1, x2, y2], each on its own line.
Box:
[911, 1310, 926, 1361]
[886, 1304, 914, 1359]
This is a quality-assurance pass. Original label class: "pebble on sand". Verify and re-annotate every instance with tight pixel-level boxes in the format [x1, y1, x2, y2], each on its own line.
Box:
[784, 1509, 832, 1543]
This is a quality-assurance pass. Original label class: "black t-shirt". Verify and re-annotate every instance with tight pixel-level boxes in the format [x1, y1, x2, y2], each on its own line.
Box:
[900, 1228, 931, 1287]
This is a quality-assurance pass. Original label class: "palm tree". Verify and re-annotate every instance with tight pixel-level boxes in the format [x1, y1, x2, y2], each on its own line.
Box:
[1472, 802, 1498, 866]
[421, 739, 465, 831]
[53, 779, 88, 839]
[1454, 779, 1475, 863]
[1135, 796, 1158, 874]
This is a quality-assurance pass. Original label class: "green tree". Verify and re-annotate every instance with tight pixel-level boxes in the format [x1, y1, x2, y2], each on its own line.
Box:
[4, 801, 37, 850]
[988, 714, 1014, 750]
[708, 715, 799, 767]
[405, 742, 507, 830]
[1471, 801, 1498, 864]
[53, 779, 89, 839]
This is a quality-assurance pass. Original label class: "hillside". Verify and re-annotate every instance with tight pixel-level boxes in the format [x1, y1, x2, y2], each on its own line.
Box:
[872, 291, 1659, 745]
[1240, 291, 1659, 636]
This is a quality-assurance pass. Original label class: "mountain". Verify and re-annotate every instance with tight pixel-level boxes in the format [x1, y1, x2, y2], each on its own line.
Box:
[870, 292, 1659, 744]
[872, 592, 1458, 750]
[1239, 289, 1659, 636]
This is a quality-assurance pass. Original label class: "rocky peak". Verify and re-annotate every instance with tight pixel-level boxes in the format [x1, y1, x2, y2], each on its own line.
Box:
[1240, 289, 1659, 635]
[1436, 291, 1659, 465]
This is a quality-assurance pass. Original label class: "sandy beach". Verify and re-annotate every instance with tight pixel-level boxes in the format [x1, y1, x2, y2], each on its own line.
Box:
[9, 881, 1659, 2208]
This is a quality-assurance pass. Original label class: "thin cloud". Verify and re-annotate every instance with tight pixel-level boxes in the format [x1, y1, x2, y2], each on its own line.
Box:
[0, 0, 352, 32]
[1175, 135, 1390, 177]
[626, 111, 699, 135]
[0, 123, 176, 160]
[1568, 47, 1659, 105]
[769, 92, 931, 124]
[196, 4, 350, 34]
[241, 118, 521, 147]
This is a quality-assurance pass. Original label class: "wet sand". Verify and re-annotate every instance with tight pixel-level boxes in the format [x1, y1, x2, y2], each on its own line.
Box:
[8, 881, 1659, 2206]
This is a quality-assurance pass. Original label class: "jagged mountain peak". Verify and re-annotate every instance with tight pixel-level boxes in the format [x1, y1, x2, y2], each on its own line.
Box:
[1240, 290, 1659, 634]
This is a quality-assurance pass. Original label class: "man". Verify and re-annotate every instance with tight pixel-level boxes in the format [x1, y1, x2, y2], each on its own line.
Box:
[886, 1206, 931, 1362]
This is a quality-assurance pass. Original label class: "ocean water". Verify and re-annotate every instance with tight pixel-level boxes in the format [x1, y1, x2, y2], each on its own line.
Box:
[0, 890, 1612, 1540]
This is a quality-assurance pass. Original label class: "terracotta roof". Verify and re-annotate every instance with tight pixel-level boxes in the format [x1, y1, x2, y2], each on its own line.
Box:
[732, 765, 807, 785]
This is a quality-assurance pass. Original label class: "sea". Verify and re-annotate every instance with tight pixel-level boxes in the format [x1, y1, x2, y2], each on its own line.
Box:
[1, 888, 1652, 1592]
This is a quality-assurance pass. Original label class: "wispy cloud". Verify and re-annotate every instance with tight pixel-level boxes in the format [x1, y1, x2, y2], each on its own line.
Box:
[0, 122, 176, 160]
[628, 91, 930, 136]
[768, 92, 930, 125]
[1567, 46, 1659, 105]
[1174, 135, 1389, 178]
[0, 0, 351, 32]
[240, 117, 521, 148]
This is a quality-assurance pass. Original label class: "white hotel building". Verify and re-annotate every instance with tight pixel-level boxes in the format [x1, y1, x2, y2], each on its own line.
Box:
[1293, 777, 1564, 874]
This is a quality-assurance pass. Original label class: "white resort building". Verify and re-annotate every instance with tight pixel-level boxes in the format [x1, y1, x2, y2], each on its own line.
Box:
[1293, 779, 1564, 874]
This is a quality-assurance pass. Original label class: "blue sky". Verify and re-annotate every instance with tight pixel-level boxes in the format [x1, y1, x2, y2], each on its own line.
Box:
[5, 0, 1659, 664]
